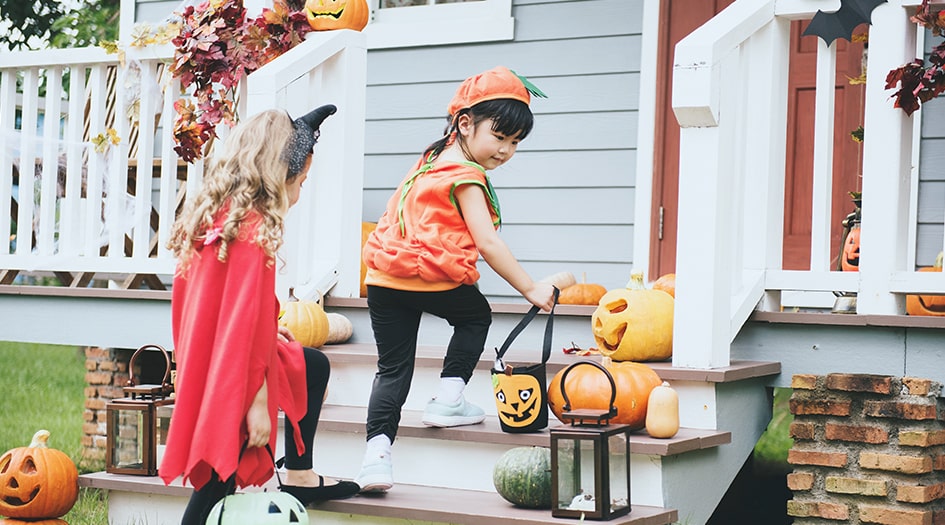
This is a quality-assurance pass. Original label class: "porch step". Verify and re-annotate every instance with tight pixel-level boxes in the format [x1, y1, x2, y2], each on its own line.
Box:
[316, 404, 733, 456]
[79, 472, 679, 525]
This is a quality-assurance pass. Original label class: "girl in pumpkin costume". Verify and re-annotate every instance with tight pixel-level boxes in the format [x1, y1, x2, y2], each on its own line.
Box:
[357, 66, 557, 492]
[160, 106, 359, 524]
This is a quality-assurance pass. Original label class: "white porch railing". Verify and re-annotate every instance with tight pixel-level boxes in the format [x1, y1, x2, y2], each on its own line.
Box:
[672, 0, 945, 368]
[0, 30, 365, 301]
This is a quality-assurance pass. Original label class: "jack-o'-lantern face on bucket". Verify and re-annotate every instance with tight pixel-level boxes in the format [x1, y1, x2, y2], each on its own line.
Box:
[494, 373, 541, 428]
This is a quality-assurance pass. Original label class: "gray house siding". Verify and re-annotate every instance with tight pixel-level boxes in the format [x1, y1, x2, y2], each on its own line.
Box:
[364, 0, 644, 299]
[916, 30, 945, 267]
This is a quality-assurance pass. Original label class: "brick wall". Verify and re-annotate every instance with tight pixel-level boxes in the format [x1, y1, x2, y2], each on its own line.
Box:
[788, 373, 945, 524]
[82, 347, 133, 462]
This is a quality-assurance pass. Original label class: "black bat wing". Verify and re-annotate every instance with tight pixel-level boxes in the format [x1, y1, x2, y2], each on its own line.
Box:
[802, 0, 887, 45]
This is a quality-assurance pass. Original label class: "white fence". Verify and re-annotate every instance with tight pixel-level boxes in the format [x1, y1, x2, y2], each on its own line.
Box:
[0, 30, 365, 300]
[672, 0, 945, 368]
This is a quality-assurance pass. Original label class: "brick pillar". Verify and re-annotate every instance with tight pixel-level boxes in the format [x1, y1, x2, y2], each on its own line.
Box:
[82, 347, 132, 462]
[787, 373, 945, 524]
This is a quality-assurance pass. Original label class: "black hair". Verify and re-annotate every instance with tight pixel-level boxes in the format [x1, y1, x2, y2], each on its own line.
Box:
[424, 98, 534, 158]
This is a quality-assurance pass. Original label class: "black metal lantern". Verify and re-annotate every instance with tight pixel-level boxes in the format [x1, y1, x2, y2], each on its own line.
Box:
[106, 344, 174, 476]
[550, 361, 631, 520]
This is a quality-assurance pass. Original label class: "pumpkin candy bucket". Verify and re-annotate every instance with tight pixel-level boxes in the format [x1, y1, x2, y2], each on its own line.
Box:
[491, 289, 559, 433]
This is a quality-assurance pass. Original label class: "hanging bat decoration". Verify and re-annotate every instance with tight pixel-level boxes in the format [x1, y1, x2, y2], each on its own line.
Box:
[802, 0, 887, 46]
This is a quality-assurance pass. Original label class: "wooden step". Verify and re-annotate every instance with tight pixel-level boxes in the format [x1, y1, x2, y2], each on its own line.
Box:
[318, 404, 732, 456]
[324, 341, 781, 381]
[79, 472, 679, 525]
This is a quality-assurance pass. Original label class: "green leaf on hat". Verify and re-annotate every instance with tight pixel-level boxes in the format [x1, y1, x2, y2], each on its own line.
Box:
[510, 69, 547, 99]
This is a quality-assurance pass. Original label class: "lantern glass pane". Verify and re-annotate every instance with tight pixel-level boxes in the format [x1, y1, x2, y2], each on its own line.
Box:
[555, 437, 599, 512]
[156, 405, 173, 467]
[110, 408, 145, 469]
[608, 432, 630, 513]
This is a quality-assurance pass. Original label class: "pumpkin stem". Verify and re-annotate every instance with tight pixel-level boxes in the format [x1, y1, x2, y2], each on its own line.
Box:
[288, 287, 299, 302]
[936, 251, 943, 269]
[29, 429, 51, 448]
[626, 271, 646, 290]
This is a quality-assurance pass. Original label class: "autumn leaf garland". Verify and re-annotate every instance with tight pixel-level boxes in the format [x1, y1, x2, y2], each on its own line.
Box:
[886, 0, 945, 116]
[170, 0, 313, 162]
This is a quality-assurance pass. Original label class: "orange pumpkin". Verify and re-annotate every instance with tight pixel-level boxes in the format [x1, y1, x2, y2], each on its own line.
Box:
[906, 253, 945, 316]
[305, 0, 369, 31]
[279, 290, 330, 347]
[0, 518, 69, 525]
[591, 272, 674, 362]
[360, 221, 377, 298]
[558, 273, 607, 306]
[0, 430, 78, 519]
[547, 358, 661, 430]
[652, 273, 676, 298]
[841, 227, 860, 272]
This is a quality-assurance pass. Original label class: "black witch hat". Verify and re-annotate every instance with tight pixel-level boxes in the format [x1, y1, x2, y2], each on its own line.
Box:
[284, 104, 337, 177]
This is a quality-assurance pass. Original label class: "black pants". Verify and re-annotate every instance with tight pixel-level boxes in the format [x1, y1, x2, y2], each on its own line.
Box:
[179, 346, 329, 525]
[365, 284, 491, 442]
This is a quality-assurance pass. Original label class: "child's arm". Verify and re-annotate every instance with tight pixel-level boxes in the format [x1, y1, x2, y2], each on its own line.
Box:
[455, 185, 556, 311]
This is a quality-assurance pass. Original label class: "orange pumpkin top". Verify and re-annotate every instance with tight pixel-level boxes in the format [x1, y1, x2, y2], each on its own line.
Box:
[162, 211, 308, 490]
[363, 157, 500, 288]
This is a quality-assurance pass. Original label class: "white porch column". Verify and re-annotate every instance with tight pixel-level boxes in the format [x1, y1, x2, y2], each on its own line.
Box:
[856, 2, 916, 314]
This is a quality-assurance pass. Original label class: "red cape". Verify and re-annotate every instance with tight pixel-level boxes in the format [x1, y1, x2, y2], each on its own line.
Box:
[160, 217, 307, 490]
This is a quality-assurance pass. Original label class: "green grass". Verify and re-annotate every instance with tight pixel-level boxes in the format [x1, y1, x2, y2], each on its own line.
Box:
[0, 341, 108, 524]
[753, 387, 794, 475]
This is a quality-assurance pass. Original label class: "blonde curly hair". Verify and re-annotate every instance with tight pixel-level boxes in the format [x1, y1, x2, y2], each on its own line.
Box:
[167, 109, 298, 271]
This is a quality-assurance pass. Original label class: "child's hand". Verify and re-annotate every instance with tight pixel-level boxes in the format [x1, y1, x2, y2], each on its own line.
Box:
[246, 401, 271, 448]
[525, 281, 556, 312]
[277, 325, 296, 344]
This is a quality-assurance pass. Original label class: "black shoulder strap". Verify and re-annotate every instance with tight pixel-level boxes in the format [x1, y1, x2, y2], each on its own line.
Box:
[494, 287, 559, 366]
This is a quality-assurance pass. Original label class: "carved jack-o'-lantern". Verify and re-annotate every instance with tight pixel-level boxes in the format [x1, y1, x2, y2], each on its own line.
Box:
[305, 0, 369, 31]
[0, 430, 78, 519]
[906, 253, 945, 316]
[591, 272, 674, 362]
[841, 227, 860, 272]
[494, 371, 543, 429]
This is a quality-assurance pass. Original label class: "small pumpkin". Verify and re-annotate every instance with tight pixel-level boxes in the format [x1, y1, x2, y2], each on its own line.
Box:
[305, 0, 369, 31]
[279, 289, 330, 348]
[558, 273, 607, 306]
[645, 381, 680, 439]
[325, 312, 354, 344]
[539, 271, 576, 290]
[492, 446, 552, 509]
[652, 273, 676, 298]
[0, 518, 69, 525]
[547, 357, 662, 430]
[841, 227, 860, 272]
[360, 222, 377, 298]
[0, 430, 79, 519]
[906, 252, 945, 316]
[591, 272, 674, 362]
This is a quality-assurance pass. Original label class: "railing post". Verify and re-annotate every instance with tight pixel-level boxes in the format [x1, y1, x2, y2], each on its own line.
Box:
[857, 2, 916, 314]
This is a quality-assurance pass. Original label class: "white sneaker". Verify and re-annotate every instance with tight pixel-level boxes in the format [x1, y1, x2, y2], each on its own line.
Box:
[421, 397, 486, 427]
[355, 451, 393, 493]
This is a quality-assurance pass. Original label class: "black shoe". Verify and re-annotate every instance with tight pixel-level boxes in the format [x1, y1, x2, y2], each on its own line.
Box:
[281, 475, 361, 505]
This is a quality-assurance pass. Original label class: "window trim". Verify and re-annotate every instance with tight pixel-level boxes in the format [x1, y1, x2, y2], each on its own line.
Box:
[364, 0, 514, 50]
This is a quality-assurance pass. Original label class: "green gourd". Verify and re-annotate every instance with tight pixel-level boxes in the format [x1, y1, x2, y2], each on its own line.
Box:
[492, 446, 552, 509]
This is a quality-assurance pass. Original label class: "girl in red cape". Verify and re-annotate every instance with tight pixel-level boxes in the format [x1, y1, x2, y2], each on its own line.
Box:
[160, 106, 359, 524]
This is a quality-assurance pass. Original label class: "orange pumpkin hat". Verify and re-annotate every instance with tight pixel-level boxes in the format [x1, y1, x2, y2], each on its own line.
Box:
[447, 66, 546, 118]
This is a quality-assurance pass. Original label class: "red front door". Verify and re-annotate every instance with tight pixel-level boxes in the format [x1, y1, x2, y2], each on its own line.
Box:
[650, 2, 867, 277]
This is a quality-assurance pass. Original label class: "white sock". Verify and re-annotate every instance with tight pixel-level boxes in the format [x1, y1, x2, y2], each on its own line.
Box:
[434, 377, 466, 405]
[365, 434, 391, 458]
